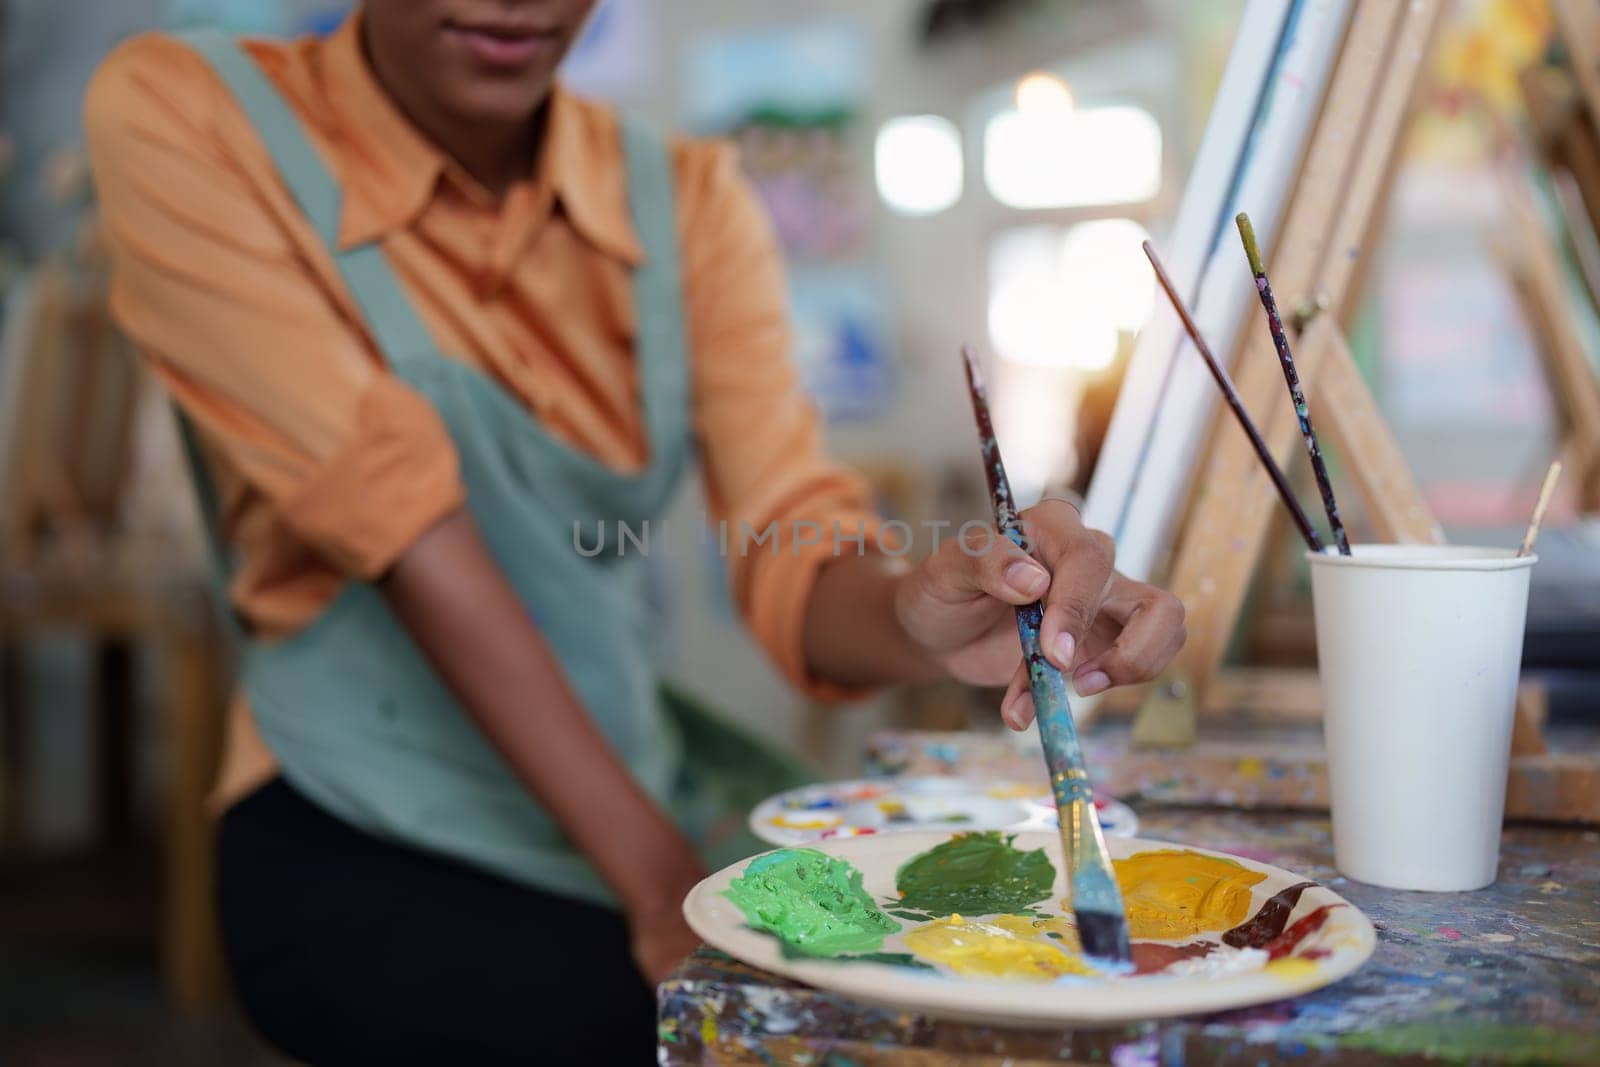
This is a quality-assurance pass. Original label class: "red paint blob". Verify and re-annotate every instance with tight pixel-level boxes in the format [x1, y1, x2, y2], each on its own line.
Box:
[1262, 904, 1341, 959]
[1223, 881, 1316, 948]
[1131, 941, 1215, 975]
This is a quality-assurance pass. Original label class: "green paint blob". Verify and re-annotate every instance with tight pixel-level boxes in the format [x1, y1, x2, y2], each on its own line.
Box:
[724, 848, 900, 958]
[894, 831, 1056, 916]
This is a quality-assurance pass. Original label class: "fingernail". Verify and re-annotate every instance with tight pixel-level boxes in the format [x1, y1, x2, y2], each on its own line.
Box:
[1076, 670, 1110, 696]
[1004, 561, 1048, 597]
[1053, 632, 1075, 665]
[1009, 693, 1035, 731]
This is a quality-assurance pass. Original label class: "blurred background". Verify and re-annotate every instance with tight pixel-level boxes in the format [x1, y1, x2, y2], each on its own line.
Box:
[1, 0, 1595, 1063]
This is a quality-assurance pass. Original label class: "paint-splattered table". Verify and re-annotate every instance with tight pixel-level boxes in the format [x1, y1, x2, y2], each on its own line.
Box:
[660, 782, 1600, 1063]
[863, 725, 1600, 823]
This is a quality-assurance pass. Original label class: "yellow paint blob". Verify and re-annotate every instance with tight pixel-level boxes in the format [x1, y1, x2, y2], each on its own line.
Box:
[985, 783, 1046, 800]
[769, 813, 842, 831]
[902, 914, 1097, 980]
[988, 913, 1080, 948]
[1263, 957, 1321, 980]
[1111, 849, 1268, 940]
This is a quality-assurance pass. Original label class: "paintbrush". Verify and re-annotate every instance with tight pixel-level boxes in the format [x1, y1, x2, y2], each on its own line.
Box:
[959, 345, 1132, 964]
[1143, 240, 1324, 553]
[1518, 460, 1562, 557]
[1236, 212, 1352, 556]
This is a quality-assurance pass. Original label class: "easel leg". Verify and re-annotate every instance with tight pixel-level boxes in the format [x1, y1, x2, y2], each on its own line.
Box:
[1313, 323, 1443, 544]
[162, 615, 226, 1010]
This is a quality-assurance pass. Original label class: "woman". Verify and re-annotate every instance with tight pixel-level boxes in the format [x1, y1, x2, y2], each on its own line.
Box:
[85, 3, 1185, 1062]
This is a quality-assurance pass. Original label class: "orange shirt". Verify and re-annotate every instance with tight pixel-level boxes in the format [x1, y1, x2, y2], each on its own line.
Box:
[85, 15, 877, 806]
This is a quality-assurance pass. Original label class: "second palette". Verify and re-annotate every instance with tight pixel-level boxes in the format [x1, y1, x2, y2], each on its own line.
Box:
[749, 776, 1139, 846]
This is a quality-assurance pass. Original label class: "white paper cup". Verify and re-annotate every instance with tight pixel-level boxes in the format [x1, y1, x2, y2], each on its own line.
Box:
[1307, 545, 1536, 892]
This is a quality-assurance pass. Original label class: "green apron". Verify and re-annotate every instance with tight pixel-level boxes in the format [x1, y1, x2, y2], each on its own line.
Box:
[175, 30, 810, 907]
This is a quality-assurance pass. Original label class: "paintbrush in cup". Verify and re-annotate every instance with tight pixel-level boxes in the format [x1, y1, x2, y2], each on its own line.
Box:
[1519, 460, 1562, 557]
[1143, 240, 1324, 552]
[1236, 212, 1351, 556]
[959, 345, 1132, 964]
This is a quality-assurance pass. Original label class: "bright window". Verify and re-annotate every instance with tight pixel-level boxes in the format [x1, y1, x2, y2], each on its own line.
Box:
[987, 218, 1153, 372]
[983, 104, 1162, 209]
[874, 114, 964, 216]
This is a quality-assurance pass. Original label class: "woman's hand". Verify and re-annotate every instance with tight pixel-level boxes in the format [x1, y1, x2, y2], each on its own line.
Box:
[892, 499, 1185, 727]
[383, 510, 713, 983]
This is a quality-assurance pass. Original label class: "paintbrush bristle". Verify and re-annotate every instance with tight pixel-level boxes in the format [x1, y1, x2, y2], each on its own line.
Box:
[961, 343, 986, 395]
[1075, 909, 1132, 962]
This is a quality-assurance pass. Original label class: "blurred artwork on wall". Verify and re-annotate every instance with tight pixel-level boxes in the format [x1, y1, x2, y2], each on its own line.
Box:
[683, 19, 893, 422]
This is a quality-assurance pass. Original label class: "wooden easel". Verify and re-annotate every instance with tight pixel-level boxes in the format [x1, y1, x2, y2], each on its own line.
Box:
[1115, 0, 1575, 797]
[0, 254, 140, 564]
[1494, 167, 1600, 514]
[1127, 0, 1448, 747]
[1551, 0, 1600, 155]
[0, 239, 232, 1007]
[1510, 41, 1600, 513]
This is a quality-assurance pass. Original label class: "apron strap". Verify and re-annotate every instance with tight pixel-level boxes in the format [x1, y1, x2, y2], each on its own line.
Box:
[176, 28, 435, 365]
[169, 29, 693, 605]
[170, 28, 437, 631]
[618, 118, 690, 467]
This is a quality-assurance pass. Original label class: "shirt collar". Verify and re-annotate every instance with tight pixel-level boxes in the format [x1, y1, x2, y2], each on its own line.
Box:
[320, 13, 642, 266]
[540, 83, 645, 266]
[321, 13, 443, 250]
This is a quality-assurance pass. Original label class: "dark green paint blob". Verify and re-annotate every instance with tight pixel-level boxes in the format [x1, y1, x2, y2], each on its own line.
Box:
[724, 848, 899, 958]
[894, 831, 1056, 916]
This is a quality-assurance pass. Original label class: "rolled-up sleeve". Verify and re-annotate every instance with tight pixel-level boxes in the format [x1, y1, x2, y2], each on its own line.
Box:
[676, 141, 884, 700]
[84, 35, 463, 580]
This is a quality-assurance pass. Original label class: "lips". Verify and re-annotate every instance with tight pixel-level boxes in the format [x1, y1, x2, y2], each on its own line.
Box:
[443, 21, 561, 69]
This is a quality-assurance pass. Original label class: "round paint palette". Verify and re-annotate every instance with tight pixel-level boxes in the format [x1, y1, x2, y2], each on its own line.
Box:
[684, 830, 1375, 1027]
[749, 776, 1138, 845]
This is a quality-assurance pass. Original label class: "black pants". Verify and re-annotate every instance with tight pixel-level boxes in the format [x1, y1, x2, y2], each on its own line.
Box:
[218, 778, 657, 1065]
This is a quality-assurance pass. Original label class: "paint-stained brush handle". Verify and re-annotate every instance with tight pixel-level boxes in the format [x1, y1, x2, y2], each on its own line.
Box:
[1143, 240, 1324, 553]
[960, 346, 1131, 963]
[1013, 597, 1132, 961]
[1237, 212, 1351, 556]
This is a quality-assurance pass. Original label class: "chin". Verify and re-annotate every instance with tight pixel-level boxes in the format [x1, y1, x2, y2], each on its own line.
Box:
[446, 75, 559, 125]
